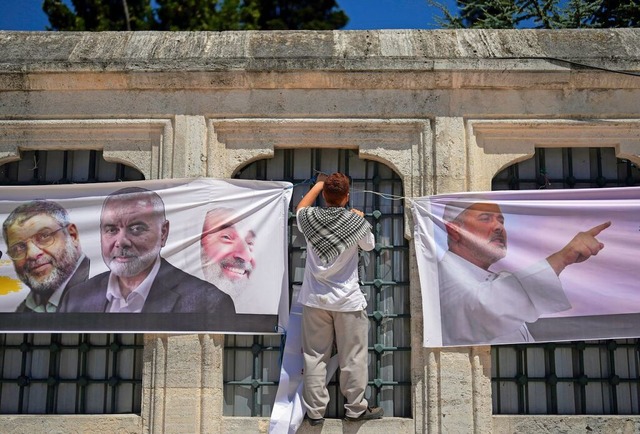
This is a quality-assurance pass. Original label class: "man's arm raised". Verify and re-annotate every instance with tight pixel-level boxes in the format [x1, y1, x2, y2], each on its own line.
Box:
[296, 173, 327, 211]
[546, 221, 611, 276]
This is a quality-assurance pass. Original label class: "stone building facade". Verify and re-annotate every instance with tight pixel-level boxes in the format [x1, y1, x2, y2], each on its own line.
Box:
[0, 29, 640, 433]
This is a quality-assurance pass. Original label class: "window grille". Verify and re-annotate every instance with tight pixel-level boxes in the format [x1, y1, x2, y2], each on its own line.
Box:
[0, 150, 144, 414]
[492, 147, 639, 190]
[493, 340, 640, 414]
[0, 150, 143, 185]
[225, 148, 411, 418]
[492, 147, 640, 415]
[0, 333, 143, 414]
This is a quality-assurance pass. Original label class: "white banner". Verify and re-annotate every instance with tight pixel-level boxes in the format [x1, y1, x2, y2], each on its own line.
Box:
[0, 178, 291, 333]
[412, 187, 640, 347]
[269, 295, 339, 433]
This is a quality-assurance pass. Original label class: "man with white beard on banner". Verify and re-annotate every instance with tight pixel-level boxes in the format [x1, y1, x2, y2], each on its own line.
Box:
[3, 200, 90, 313]
[440, 200, 611, 346]
[60, 187, 235, 314]
[295, 172, 381, 426]
[200, 207, 256, 311]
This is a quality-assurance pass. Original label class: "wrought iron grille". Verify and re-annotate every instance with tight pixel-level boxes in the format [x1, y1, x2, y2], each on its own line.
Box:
[492, 147, 640, 190]
[0, 150, 144, 185]
[493, 340, 640, 414]
[0, 150, 144, 414]
[492, 147, 640, 415]
[0, 333, 143, 414]
[225, 148, 412, 418]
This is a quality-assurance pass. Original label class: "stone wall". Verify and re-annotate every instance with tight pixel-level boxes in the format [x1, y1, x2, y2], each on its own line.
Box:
[0, 29, 639, 433]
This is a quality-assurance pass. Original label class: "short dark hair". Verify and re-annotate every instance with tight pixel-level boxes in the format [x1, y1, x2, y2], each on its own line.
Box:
[323, 172, 350, 206]
[102, 187, 166, 221]
[3, 200, 70, 242]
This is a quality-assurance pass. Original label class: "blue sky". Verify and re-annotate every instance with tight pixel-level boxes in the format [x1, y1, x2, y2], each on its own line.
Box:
[0, 0, 454, 31]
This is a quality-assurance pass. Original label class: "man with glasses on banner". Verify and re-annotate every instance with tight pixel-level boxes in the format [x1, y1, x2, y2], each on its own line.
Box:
[3, 200, 90, 313]
[439, 200, 610, 346]
[61, 187, 235, 314]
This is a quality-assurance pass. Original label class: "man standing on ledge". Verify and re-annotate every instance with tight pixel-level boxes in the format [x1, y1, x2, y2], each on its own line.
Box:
[3, 200, 90, 313]
[61, 187, 234, 313]
[296, 172, 382, 425]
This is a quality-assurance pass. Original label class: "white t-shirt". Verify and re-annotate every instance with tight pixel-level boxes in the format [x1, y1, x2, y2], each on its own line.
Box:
[296, 208, 375, 312]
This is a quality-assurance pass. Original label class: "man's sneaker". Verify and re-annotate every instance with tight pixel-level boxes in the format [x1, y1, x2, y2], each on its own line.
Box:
[304, 414, 325, 426]
[345, 406, 384, 421]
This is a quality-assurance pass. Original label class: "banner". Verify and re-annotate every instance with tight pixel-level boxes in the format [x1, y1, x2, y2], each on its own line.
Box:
[412, 187, 640, 347]
[269, 294, 339, 434]
[0, 178, 292, 333]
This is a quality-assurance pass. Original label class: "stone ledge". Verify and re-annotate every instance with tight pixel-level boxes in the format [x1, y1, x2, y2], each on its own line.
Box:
[222, 416, 414, 434]
[0, 30, 639, 73]
[493, 415, 640, 434]
[0, 414, 142, 434]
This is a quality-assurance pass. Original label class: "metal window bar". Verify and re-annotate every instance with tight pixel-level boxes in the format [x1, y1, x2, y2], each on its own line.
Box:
[0, 150, 144, 415]
[492, 147, 640, 191]
[0, 333, 143, 414]
[225, 148, 411, 417]
[492, 147, 640, 415]
[0, 150, 144, 185]
[492, 340, 640, 414]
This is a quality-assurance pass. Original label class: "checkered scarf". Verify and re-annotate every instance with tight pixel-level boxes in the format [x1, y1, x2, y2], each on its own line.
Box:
[298, 207, 372, 264]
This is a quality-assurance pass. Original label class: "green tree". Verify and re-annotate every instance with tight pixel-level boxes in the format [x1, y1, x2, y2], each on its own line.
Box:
[154, 0, 260, 30]
[431, 0, 640, 29]
[43, 0, 348, 31]
[256, 0, 348, 30]
[43, 0, 155, 31]
[589, 0, 640, 27]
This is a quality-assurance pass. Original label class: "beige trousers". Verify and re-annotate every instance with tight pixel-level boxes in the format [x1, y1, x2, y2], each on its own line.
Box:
[301, 306, 369, 419]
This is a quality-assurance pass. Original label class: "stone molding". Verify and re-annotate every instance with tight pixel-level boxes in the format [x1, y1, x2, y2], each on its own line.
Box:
[467, 119, 640, 191]
[2, 31, 640, 92]
[0, 119, 172, 180]
[1, 30, 639, 72]
[208, 117, 429, 237]
[208, 117, 427, 179]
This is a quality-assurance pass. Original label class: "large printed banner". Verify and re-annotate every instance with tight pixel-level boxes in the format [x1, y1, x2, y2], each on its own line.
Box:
[412, 187, 640, 347]
[0, 178, 292, 333]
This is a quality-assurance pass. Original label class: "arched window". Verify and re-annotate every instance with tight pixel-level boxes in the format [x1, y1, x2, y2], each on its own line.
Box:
[492, 147, 640, 415]
[0, 150, 144, 414]
[224, 148, 412, 418]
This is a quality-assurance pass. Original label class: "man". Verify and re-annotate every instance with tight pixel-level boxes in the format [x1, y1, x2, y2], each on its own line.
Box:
[296, 172, 382, 425]
[60, 187, 235, 313]
[439, 200, 610, 345]
[200, 207, 256, 310]
[3, 200, 90, 313]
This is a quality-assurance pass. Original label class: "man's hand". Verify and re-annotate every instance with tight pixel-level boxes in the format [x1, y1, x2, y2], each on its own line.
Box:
[351, 209, 364, 218]
[315, 172, 328, 184]
[547, 221, 611, 275]
[296, 172, 328, 211]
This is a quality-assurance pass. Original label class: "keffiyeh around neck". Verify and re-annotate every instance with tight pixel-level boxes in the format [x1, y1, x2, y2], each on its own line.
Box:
[298, 207, 372, 264]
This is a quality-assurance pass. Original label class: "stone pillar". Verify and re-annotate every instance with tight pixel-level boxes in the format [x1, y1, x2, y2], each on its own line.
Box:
[172, 115, 207, 178]
[433, 117, 468, 193]
[421, 116, 494, 433]
[142, 334, 225, 433]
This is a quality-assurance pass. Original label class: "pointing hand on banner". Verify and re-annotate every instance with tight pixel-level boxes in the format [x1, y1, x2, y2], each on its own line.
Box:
[547, 221, 612, 275]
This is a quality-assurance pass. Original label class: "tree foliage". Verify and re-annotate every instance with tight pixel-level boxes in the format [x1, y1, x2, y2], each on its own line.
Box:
[256, 0, 348, 30]
[153, 0, 261, 30]
[43, 0, 348, 31]
[43, 0, 155, 31]
[430, 0, 640, 29]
